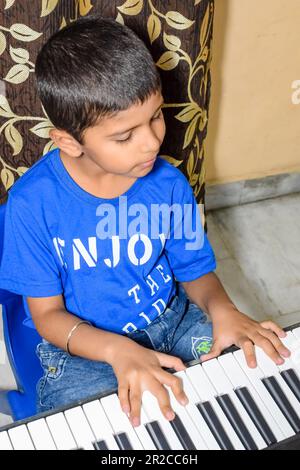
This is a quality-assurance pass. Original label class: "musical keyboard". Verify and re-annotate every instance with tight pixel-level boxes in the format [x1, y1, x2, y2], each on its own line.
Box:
[1, 324, 300, 450]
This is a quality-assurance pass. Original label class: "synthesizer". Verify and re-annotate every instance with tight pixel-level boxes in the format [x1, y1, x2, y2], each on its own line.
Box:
[0, 323, 300, 450]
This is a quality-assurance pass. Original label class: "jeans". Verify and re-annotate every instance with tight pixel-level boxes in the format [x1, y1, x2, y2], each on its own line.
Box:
[36, 283, 213, 413]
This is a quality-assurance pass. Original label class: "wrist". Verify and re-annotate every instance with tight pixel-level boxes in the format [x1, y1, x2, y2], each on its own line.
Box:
[104, 333, 137, 365]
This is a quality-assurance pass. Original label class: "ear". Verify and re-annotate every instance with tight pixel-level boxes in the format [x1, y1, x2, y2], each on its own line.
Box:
[49, 129, 83, 158]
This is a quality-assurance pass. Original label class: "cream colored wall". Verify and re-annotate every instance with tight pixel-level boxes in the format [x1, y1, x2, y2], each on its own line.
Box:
[206, 0, 300, 185]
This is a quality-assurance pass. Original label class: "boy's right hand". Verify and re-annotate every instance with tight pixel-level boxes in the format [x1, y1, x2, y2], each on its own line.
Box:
[107, 337, 188, 427]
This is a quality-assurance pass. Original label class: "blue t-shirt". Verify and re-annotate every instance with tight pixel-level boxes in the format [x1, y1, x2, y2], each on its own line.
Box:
[0, 149, 216, 334]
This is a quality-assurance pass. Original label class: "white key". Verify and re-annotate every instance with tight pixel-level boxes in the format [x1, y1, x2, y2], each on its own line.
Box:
[101, 394, 143, 450]
[234, 349, 294, 438]
[27, 419, 57, 450]
[83, 400, 119, 450]
[292, 327, 300, 339]
[64, 406, 97, 450]
[175, 371, 220, 450]
[134, 407, 157, 450]
[0, 431, 13, 450]
[166, 385, 208, 449]
[202, 359, 266, 449]
[142, 390, 184, 450]
[8, 425, 35, 450]
[46, 412, 77, 450]
[279, 332, 300, 377]
[186, 364, 245, 449]
[218, 353, 284, 441]
[254, 346, 300, 418]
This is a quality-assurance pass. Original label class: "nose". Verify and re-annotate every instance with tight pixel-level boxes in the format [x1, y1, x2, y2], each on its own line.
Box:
[140, 128, 162, 154]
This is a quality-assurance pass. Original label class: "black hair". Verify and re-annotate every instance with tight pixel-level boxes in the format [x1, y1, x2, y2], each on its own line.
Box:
[35, 16, 162, 143]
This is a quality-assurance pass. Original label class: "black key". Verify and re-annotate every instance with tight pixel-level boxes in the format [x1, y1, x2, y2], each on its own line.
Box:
[170, 414, 196, 450]
[197, 401, 234, 450]
[145, 421, 170, 450]
[281, 369, 300, 402]
[262, 376, 300, 433]
[216, 394, 258, 450]
[235, 386, 276, 446]
[114, 432, 133, 450]
[94, 440, 109, 450]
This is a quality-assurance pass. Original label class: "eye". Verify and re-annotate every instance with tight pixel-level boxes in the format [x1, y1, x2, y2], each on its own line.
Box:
[116, 134, 133, 144]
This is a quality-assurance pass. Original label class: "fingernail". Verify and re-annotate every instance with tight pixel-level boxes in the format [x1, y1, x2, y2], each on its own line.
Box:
[277, 358, 284, 365]
[166, 410, 175, 420]
[180, 397, 188, 406]
[132, 417, 140, 427]
[282, 350, 290, 357]
[122, 405, 130, 415]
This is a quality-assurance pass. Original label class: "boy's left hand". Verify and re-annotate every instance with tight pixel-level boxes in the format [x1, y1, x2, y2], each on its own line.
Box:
[200, 308, 291, 367]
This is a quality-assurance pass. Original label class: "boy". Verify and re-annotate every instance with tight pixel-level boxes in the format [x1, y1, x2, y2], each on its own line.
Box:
[0, 16, 290, 428]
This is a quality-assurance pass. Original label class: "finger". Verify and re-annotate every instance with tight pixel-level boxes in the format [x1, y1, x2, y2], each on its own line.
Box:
[260, 320, 286, 338]
[118, 382, 130, 415]
[129, 388, 142, 427]
[200, 340, 222, 362]
[253, 334, 284, 365]
[239, 339, 257, 368]
[149, 381, 175, 421]
[159, 369, 189, 406]
[155, 351, 186, 371]
[259, 328, 290, 358]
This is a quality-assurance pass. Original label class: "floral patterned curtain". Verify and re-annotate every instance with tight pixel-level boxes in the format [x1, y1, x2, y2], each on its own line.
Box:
[0, 0, 214, 216]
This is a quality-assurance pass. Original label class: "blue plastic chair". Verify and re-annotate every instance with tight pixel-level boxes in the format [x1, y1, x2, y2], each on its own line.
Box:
[0, 203, 43, 421]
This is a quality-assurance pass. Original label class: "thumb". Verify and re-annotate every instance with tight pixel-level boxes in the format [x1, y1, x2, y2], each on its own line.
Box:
[155, 351, 186, 371]
[200, 340, 222, 362]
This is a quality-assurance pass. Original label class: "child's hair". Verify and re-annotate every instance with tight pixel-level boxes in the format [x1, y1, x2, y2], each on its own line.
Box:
[35, 15, 162, 143]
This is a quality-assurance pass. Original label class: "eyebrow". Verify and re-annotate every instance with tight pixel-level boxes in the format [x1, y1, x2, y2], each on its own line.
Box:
[107, 99, 164, 137]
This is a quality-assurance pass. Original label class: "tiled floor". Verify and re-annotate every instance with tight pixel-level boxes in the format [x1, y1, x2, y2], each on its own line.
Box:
[0, 192, 300, 427]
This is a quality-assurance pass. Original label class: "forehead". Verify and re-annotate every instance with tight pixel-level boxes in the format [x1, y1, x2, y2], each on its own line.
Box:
[96, 91, 164, 135]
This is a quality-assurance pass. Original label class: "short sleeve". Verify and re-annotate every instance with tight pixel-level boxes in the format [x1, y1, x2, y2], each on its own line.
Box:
[164, 175, 217, 282]
[0, 193, 63, 297]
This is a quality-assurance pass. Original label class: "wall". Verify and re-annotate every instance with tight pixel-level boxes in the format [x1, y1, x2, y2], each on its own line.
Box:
[205, 0, 300, 185]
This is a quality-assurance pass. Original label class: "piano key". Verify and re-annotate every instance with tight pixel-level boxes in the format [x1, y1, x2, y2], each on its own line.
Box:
[133, 407, 157, 450]
[186, 364, 245, 449]
[0, 431, 13, 450]
[83, 400, 119, 450]
[279, 332, 300, 373]
[216, 394, 258, 450]
[197, 401, 234, 450]
[8, 425, 35, 450]
[64, 406, 97, 450]
[218, 352, 282, 442]
[95, 440, 109, 450]
[27, 418, 57, 450]
[142, 390, 184, 450]
[175, 371, 221, 450]
[235, 387, 277, 446]
[100, 394, 143, 450]
[46, 412, 77, 450]
[254, 346, 300, 419]
[145, 421, 171, 450]
[281, 369, 300, 402]
[262, 376, 300, 433]
[170, 414, 196, 450]
[292, 327, 300, 339]
[234, 349, 295, 438]
[166, 384, 207, 449]
[114, 432, 133, 450]
[202, 359, 266, 449]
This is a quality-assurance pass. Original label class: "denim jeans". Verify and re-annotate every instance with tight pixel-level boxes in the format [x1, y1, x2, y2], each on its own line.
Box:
[36, 283, 213, 413]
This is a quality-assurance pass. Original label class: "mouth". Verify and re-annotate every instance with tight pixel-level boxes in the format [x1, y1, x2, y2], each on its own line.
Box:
[140, 157, 157, 168]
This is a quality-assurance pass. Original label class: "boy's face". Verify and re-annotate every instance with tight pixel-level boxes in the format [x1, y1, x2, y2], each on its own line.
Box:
[78, 90, 166, 179]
